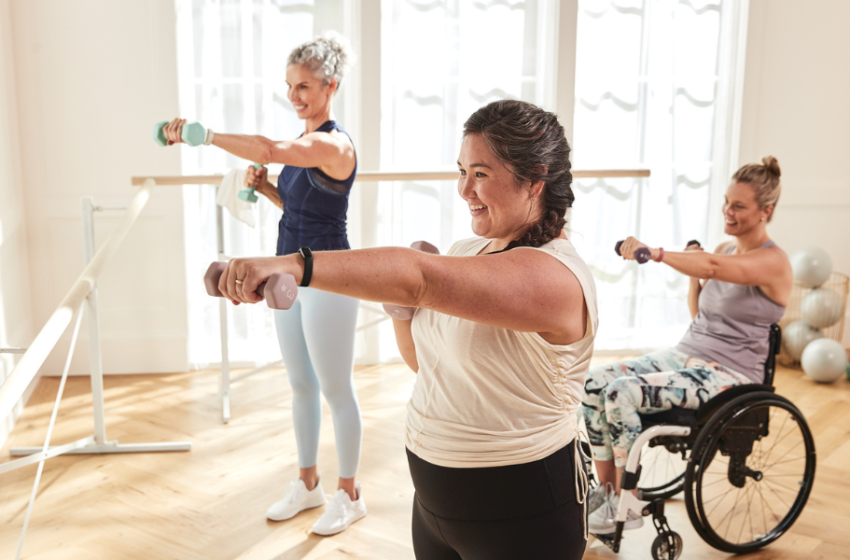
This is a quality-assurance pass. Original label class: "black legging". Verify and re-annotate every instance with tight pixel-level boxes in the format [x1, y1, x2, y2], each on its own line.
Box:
[407, 441, 587, 560]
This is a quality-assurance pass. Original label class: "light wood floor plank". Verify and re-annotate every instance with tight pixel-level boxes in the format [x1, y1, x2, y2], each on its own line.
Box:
[1, 361, 848, 559]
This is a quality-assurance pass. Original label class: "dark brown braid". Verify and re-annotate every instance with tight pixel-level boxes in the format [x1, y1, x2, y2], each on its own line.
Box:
[462, 100, 574, 250]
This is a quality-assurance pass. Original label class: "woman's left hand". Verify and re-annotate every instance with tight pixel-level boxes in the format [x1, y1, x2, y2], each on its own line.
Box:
[618, 236, 657, 261]
[218, 255, 299, 305]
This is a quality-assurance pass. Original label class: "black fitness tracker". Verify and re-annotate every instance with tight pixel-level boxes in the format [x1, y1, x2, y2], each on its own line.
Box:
[298, 246, 313, 287]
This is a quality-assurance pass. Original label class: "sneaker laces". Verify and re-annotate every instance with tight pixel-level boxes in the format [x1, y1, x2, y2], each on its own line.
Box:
[283, 480, 303, 505]
[325, 491, 349, 517]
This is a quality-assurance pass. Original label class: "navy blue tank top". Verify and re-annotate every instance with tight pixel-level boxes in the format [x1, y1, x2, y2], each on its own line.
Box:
[276, 120, 357, 256]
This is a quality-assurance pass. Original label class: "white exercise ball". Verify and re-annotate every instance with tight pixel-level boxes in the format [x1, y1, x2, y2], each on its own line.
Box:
[801, 338, 848, 383]
[790, 247, 833, 286]
[783, 321, 823, 361]
[801, 287, 845, 329]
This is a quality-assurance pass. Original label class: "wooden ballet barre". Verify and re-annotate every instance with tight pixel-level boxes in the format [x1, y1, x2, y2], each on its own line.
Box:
[130, 169, 650, 186]
[0, 181, 155, 422]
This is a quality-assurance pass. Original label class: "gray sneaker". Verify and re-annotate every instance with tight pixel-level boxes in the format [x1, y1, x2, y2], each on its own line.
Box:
[587, 482, 612, 514]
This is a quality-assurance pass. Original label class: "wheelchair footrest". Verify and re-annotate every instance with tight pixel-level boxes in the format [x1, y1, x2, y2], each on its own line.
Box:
[591, 532, 619, 552]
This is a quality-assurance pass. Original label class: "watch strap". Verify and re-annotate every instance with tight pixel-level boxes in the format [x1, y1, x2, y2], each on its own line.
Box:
[299, 247, 313, 287]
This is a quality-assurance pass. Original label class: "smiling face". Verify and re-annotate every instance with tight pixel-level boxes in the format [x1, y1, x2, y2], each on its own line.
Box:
[723, 181, 772, 236]
[285, 63, 335, 122]
[457, 133, 542, 246]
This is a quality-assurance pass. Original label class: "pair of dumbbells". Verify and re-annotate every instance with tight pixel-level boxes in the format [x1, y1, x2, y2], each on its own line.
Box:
[203, 241, 440, 313]
[614, 239, 701, 263]
[153, 120, 262, 203]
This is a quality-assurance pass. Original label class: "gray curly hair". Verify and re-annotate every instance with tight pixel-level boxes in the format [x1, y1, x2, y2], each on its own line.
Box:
[288, 31, 355, 89]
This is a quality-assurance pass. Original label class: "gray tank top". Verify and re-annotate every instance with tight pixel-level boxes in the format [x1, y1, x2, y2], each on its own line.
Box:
[675, 241, 786, 383]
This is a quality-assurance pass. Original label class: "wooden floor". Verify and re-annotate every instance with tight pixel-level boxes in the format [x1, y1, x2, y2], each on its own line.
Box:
[1, 359, 849, 560]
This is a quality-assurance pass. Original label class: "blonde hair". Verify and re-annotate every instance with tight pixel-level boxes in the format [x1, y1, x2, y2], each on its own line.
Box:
[732, 156, 782, 222]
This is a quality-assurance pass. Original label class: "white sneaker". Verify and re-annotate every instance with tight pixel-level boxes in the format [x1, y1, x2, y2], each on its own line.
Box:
[266, 476, 327, 521]
[311, 484, 367, 536]
[588, 489, 643, 535]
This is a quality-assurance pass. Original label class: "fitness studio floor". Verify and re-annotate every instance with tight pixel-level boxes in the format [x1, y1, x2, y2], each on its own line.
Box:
[1, 358, 848, 560]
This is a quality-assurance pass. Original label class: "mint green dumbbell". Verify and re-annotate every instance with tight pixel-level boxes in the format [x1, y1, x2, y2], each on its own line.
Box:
[239, 164, 265, 203]
[152, 120, 207, 147]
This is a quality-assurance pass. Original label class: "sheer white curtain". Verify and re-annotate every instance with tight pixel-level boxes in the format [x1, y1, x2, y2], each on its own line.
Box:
[175, 0, 747, 364]
[571, 0, 747, 351]
[372, 0, 560, 361]
[175, 0, 348, 367]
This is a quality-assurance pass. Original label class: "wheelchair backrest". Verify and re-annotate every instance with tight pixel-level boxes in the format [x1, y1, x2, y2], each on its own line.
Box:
[763, 323, 781, 387]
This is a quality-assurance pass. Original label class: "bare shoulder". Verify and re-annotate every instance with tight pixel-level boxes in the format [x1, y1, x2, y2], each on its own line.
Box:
[714, 240, 733, 254]
[764, 242, 791, 268]
[327, 129, 354, 150]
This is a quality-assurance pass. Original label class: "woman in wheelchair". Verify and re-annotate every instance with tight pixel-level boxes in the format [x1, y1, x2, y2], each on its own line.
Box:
[582, 156, 792, 535]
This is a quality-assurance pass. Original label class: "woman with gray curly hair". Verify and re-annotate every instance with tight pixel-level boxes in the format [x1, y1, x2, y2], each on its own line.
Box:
[163, 31, 365, 536]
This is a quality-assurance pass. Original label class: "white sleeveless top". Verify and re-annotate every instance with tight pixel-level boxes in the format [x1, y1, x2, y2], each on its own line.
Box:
[405, 236, 599, 468]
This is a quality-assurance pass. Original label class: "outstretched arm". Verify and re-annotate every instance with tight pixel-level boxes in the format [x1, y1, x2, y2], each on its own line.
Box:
[162, 118, 355, 180]
[213, 130, 355, 178]
[219, 247, 587, 344]
[618, 236, 785, 287]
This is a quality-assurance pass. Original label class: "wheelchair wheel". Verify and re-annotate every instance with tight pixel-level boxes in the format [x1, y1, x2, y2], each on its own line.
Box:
[638, 441, 687, 500]
[651, 531, 683, 560]
[684, 392, 816, 553]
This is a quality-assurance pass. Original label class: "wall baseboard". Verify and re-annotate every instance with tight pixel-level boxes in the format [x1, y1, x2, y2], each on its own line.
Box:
[0, 372, 40, 450]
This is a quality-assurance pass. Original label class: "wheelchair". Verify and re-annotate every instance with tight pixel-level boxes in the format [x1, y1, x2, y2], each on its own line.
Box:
[588, 324, 817, 560]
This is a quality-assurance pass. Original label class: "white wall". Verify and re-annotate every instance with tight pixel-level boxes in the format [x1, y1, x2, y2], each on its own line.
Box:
[739, 0, 850, 346]
[9, 0, 188, 375]
[0, 0, 36, 446]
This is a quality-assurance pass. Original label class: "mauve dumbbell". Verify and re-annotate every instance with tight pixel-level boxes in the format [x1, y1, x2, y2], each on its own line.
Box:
[614, 240, 651, 264]
[204, 262, 298, 310]
[382, 241, 440, 320]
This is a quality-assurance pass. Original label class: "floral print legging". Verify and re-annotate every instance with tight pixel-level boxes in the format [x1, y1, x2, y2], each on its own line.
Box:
[581, 348, 752, 467]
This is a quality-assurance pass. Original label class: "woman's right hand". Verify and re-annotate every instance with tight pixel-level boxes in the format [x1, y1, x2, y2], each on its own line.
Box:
[244, 164, 268, 188]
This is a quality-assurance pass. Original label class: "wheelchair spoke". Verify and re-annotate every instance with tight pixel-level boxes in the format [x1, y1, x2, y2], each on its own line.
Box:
[758, 411, 792, 467]
[761, 439, 805, 471]
[761, 479, 794, 510]
[705, 485, 737, 518]
[755, 478, 785, 528]
[738, 482, 757, 544]
[689, 398, 815, 552]
[701, 476, 730, 488]
[762, 455, 806, 468]
[756, 479, 769, 538]
[715, 484, 747, 540]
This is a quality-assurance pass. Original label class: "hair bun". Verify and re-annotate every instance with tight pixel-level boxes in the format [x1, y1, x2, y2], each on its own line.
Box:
[762, 156, 781, 178]
[319, 30, 355, 72]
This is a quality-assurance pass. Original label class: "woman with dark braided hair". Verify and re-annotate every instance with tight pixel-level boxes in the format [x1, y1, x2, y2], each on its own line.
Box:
[216, 99, 596, 559]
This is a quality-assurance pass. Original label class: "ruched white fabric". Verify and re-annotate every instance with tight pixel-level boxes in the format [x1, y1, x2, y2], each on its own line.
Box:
[405, 236, 599, 469]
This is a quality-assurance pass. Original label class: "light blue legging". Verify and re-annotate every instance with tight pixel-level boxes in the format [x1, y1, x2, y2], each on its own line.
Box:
[274, 288, 361, 479]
